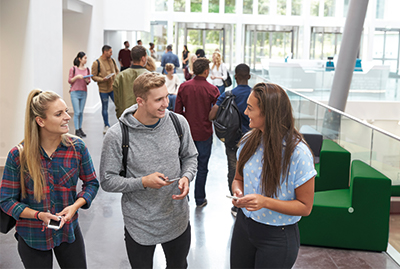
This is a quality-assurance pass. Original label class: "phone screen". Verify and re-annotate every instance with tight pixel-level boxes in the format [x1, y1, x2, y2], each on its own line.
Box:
[49, 219, 60, 227]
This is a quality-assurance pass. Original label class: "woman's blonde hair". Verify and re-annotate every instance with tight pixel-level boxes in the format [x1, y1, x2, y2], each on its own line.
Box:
[188, 54, 197, 74]
[211, 51, 222, 71]
[20, 89, 74, 202]
[145, 56, 157, 72]
[165, 63, 175, 72]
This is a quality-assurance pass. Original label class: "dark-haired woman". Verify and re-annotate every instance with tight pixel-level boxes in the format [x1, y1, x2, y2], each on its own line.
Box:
[0, 89, 99, 268]
[230, 83, 316, 269]
[68, 51, 91, 138]
[182, 45, 189, 76]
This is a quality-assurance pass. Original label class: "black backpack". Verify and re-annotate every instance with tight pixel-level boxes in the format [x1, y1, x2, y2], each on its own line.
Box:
[119, 112, 183, 177]
[213, 91, 242, 150]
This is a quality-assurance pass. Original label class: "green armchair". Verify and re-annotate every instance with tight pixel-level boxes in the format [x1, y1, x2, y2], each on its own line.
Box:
[299, 160, 392, 251]
[315, 139, 351, 192]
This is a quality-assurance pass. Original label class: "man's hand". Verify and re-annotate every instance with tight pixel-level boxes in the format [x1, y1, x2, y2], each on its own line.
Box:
[172, 177, 189, 200]
[142, 172, 172, 189]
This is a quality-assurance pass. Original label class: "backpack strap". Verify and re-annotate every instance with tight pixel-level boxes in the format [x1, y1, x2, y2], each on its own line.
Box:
[119, 121, 129, 177]
[96, 59, 100, 75]
[169, 112, 183, 156]
[73, 66, 75, 77]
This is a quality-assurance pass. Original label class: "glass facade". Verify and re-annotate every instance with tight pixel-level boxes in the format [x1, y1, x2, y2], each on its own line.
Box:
[225, 0, 235, 13]
[209, 0, 219, 13]
[258, 0, 269, 15]
[174, 0, 185, 12]
[155, 0, 168, 11]
[291, 0, 301, 16]
[191, 0, 202, 12]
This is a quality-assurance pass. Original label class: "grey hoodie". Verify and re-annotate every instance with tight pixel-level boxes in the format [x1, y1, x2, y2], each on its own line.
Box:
[100, 104, 198, 245]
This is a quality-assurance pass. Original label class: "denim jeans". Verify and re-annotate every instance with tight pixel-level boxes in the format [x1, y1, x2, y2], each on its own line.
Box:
[70, 91, 87, 130]
[225, 144, 238, 195]
[99, 91, 114, 127]
[168, 94, 177, 111]
[217, 85, 225, 95]
[194, 135, 213, 205]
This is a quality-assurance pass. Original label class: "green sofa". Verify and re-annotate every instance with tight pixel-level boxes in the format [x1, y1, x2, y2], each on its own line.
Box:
[315, 139, 351, 192]
[299, 160, 392, 251]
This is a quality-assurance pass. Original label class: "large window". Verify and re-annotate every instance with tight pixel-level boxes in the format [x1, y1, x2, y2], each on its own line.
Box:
[310, 27, 342, 60]
[310, 0, 319, 16]
[191, 0, 202, 12]
[277, 0, 286, 15]
[209, 0, 219, 13]
[174, 0, 185, 12]
[243, 0, 253, 14]
[324, 0, 336, 17]
[225, 0, 236, 13]
[373, 29, 400, 74]
[258, 0, 269, 15]
[155, 0, 168, 11]
[292, 0, 302, 15]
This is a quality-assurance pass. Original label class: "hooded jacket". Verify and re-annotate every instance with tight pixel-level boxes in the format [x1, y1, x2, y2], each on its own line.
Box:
[100, 104, 198, 245]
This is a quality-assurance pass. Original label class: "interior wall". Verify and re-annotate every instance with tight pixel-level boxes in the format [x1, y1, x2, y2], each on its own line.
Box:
[0, 0, 63, 165]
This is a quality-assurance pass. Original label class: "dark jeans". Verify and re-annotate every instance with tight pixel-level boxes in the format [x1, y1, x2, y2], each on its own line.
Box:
[194, 135, 213, 205]
[225, 144, 238, 195]
[231, 209, 300, 269]
[17, 225, 86, 269]
[168, 94, 177, 111]
[217, 85, 225, 95]
[124, 223, 191, 269]
[99, 91, 114, 127]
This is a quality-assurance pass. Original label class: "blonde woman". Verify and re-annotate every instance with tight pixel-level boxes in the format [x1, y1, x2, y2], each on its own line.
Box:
[184, 54, 197, 81]
[210, 51, 228, 94]
[0, 89, 99, 268]
[165, 63, 181, 110]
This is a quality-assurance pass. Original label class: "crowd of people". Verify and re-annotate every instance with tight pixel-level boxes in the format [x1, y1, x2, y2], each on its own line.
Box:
[0, 40, 316, 269]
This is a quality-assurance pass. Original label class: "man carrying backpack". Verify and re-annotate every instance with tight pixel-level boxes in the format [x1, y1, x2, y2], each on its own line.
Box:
[209, 64, 251, 217]
[100, 72, 198, 268]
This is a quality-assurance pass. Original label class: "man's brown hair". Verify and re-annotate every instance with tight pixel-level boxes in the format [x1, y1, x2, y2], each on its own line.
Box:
[134, 73, 166, 100]
[193, 58, 210, 75]
[131, 45, 147, 63]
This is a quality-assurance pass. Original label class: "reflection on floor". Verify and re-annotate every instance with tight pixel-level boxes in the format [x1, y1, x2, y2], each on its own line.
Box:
[0, 101, 399, 269]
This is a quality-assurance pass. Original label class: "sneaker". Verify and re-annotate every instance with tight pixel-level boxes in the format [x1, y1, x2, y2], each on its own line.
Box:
[231, 206, 238, 217]
[79, 129, 87, 137]
[196, 199, 208, 208]
[103, 126, 109, 134]
[75, 129, 83, 138]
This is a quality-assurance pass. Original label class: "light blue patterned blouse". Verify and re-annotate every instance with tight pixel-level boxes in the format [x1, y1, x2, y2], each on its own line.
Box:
[237, 140, 317, 226]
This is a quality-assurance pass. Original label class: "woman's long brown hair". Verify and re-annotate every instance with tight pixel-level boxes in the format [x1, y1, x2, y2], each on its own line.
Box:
[237, 83, 304, 198]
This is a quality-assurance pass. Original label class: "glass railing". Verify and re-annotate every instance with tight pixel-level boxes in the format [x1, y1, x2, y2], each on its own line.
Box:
[249, 73, 400, 188]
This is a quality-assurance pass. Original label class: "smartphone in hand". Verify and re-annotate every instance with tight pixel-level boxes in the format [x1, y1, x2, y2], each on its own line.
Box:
[48, 217, 62, 230]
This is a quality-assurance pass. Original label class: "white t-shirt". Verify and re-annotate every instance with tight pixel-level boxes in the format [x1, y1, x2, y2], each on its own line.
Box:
[210, 63, 227, 87]
[165, 74, 180, 95]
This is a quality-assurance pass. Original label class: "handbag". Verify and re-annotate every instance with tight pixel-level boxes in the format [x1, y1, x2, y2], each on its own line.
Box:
[222, 65, 232, 87]
[0, 208, 16, 234]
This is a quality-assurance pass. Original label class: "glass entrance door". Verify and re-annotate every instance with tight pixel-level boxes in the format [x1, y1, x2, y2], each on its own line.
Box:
[244, 24, 298, 73]
[176, 23, 232, 69]
[310, 27, 342, 60]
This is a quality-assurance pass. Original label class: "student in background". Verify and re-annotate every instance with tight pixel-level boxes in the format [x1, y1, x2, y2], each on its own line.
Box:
[68, 51, 91, 138]
[165, 63, 180, 111]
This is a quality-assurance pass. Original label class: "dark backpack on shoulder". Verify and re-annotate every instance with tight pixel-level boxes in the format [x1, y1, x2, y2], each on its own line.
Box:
[119, 112, 183, 177]
[213, 91, 242, 150]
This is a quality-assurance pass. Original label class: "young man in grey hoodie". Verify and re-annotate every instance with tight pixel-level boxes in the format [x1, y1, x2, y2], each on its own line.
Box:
[100, 72, 198, 268]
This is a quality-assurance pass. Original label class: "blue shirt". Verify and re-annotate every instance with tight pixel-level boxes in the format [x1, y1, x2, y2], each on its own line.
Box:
[237, 140, 316, 226]
[161, 51, 180, 72]
[216, 85, 252, 134]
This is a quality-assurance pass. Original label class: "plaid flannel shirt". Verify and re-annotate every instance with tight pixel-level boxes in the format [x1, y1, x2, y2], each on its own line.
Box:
[0, 136, 99, 251]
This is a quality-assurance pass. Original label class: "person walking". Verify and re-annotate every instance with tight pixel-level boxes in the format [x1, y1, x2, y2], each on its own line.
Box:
[161, 44, 180, 74]
[100, 72, 197, 268]
[210, 51, 228, 94]
[230, 82, 316, 269]
[209, 63, 252, 216]
[182, 45, 189, 75]
[118, 41, 132, 72]
[0, 89, 99, 269]
[175, 58, 220, 207]
[92, 45, 119, 134]
[68, 51, 91, 138]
